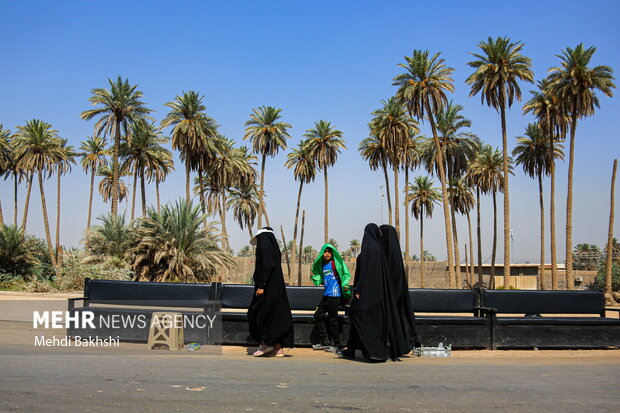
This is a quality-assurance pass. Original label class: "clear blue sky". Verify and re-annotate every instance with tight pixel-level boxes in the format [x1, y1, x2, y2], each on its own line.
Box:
[1, 0, 618, 263]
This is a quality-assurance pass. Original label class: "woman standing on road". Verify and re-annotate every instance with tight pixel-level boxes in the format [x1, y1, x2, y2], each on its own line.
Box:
[247, 227, 294, 357]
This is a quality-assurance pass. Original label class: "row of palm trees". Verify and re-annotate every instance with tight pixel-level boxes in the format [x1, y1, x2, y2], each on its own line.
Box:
[0, 38, 615, 291]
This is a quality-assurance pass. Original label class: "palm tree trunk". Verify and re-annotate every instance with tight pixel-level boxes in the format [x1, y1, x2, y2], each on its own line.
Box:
[130, 169, 138, 221]
[198, 169, 207, 228]
[55, 171, 61, 265]
[323, 165, 329, 244]
[292, 180, 304, 278]
[448, 168, 461, 288]
[280, 226, 291, 283]
[21, 172, 33, 230]
[14, 174, 18, 226]
[404, 167, 410, 287]
[258, 155, 266, 230]
[420, 212, 425, 288]
[111, 120, 121, 216]
[476, 187, 483, 286]
[156, 180, 161, 214]
[467, 212, 474, 286]
[220, 191, 229, 251]
[491, 190, 497, 289]
[0, 200, 3, 226]
[140, 167, 147, 217]
[393, 164, 400, 239]
[538, 173, 545, 290]
[185, 161, 191, 204]
[298, 210, 306, 286]
[565, 112, 578, 290]
[382, 160, 392, 226]
[500, 106, 511, 290]
[550, 141, 558, 289]
[87, 168, 96, 233]
[425, 101, 455, 288]
[38, 170, 57, 267]
[606, 159, 617, 293]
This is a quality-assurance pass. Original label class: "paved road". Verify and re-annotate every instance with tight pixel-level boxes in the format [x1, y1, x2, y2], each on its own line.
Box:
[2, 347, 619, 412]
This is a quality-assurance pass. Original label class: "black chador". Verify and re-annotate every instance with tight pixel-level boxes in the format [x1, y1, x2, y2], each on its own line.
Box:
[247, 227, 294, 348]
[344, 223, 402, 361]
[380, 224, 419, 355]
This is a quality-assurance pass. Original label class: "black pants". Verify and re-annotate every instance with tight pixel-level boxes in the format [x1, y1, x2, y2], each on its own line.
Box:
[314, 296, 340, 346]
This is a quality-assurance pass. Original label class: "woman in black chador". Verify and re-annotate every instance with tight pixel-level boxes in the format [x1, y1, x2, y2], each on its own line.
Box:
[247, 227, 294, 357]
[380, 224, 420, 354]
[340, 223, 404, 362]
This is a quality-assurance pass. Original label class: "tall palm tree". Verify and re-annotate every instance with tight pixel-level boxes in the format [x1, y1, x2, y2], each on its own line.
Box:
[3, 133, 25, 227]
[151, 156, 175, 214]
[81, 76, 152, 216]
[244, 106, 291, 230]
[226, 183, 259, 240]
[359, 133, 392, 225]
[513, 123, 564, 289]
[547, 44, 615, 289]
[420, 102, 479, 286]
[402, 132, 421, 280]
[523, 79, 569, 286]
[466, 36, 534, 289]
[13, 120, 64, 267]
[393, 49, 457, 288]
[161, 90, 219, 204]
[370, 97, 419, 237]
[98, 165, 129, 204]
[285, 139, 318, 272]
[121, 121, 170, 219]
[467, 145, 510, 288]
[606, 160, 617, 293]
[349, 239, 360, 257]
[53, 139, 75, 264]
[80, 136, 109, 235]
[407, 176, 441, 288]
[304, 120, 346, 244]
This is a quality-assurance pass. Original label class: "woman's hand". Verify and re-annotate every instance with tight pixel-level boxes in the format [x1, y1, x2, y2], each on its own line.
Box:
[355, 292, 360, 299]
[256, 288, 264, 296]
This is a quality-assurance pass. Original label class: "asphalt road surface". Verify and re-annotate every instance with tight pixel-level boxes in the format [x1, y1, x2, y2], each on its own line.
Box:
[1, 346, 619, 412]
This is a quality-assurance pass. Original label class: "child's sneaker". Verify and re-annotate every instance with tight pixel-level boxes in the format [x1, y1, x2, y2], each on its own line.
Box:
[312, 343, 330, 350]
[252, 344, 274, 357]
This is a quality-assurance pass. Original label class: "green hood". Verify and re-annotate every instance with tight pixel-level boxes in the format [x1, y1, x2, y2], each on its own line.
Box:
[310, 243, 351, 298]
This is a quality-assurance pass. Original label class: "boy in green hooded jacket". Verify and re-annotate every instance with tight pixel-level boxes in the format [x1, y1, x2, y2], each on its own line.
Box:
[310, 244, 351, 352]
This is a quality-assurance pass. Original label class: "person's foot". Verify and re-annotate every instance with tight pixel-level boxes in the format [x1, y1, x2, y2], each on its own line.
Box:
[336, 349, 355, 359]
[325, 346, 339, 353]
[252, 344, 274, 357]
[274, 348, 285, 357]
[312, 343, 330, 350]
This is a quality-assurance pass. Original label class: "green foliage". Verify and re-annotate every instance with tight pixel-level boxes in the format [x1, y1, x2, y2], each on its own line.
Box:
[54, 249, 132, 291]
[237, 245, 253, 257]
[0, 225, 52, 281]
[84, 214, 136, 263]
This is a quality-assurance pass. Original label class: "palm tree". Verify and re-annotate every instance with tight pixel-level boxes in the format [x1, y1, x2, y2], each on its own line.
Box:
[3, 133, 25, 227]
[304, 120, 346, 244]
[13, 120, 64, 267]
[467, 145, 510, 288]
[606, 160, 617, 293]
[129, 200, 235, 282]
[451, 177, 476, 286]
[370, 97, 419, 238]
[244, 106, 291, 230]
[547, 44, 615, 289]
[98, 165, 129, 204]
[121, 121, 170, 219]
[420, 102, 479, 286]
[53, 139, 76, 264]
[402, 132, 421, 278]
[81, 76, 152, 216]
[80, 136, 109, 236]
[151, 157, 175, 214]
[393, 49, 457, 288]
[513, 123, 564, 289]
[285, 139, 318, 272]
[359, 134, 392, 225]
[84, 213, 134, 264]
[349, 239, 360, 257]
[226, 183, 259, 240]
[407, 176, 441, 288]
[466, 36, 534, 289]
[523, 79, 569, 286]
[161, 90, 219, 204]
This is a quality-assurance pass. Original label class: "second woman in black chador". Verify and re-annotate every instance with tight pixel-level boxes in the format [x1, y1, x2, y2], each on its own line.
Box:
[247, 227, 294, 357]
[380, 224, 420, 353]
